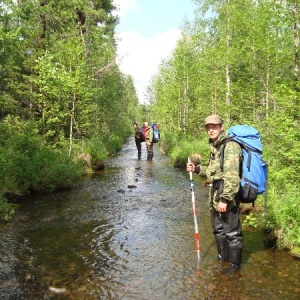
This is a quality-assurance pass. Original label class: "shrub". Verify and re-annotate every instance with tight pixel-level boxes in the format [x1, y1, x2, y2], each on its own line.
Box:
[269, 185, 300, 250]
[0, 118, 84, 195]
[102, 133, 123, 156]
[0, 195, 19, 221]
[84, 137, 108, 162]
[169, 138, 209, 167]
[30, 150, 84, 192]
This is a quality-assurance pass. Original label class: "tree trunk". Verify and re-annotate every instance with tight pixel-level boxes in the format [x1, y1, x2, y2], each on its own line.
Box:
[69, 95, 75, 156]
[225, 0, 231, 121]
[293, 0, 299, 121]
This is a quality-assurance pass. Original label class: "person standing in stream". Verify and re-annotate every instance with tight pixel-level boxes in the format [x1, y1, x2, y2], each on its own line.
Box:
[133, 122, 143, 160]
[144, 121, 154, 161]
[186, 114, 243, 273]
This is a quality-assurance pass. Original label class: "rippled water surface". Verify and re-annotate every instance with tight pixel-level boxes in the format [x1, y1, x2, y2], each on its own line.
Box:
[0, 138, 299, 299]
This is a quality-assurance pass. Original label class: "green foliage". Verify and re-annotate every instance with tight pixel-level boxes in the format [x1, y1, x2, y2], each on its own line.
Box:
[84, 137, 108, 162]
[0, 0, 140, 188]
[1, 144, 83, 194]
[243, 213, 258, 228]
[30, 150, 84, 192]
[0, 117, 84, 195]
[102, 134, 123, 156]
[290, 247, 300, 258]
[267, 186, 300, 250]
[169, 138, 210, 167]
[0, 0, 136, 153]
[0, 0, 144, 225]
[0, 195, 19, 221]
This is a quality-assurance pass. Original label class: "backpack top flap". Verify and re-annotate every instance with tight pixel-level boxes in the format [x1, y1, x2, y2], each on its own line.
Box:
[228, 125, 263, 153]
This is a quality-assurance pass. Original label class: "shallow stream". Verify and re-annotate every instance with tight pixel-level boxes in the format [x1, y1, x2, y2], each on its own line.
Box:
[0, 137, 299, 299]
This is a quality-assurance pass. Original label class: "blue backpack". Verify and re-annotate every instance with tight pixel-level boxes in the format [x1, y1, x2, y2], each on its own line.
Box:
[220, 125, 268, 205]
[152, 123, 161, 143]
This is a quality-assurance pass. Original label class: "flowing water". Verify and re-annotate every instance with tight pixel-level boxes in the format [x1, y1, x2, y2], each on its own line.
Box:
[0, 137, 299, 299]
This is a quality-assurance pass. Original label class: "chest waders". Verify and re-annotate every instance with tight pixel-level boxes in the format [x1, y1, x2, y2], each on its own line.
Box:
[135, 139, 142, 160]
[210, 179, 243, 273]
[210, 180, 229, 262]
[145, 127, 154, 161]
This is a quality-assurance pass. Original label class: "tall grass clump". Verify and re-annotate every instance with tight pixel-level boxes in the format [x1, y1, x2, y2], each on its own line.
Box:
[169, 138, 210, 167]
[102, 133, 123, 156]
[0, 195, 19, 221]
[267, 185, 300, 252]
[85, 137, 108, 161]
[1, 146, 84, 195]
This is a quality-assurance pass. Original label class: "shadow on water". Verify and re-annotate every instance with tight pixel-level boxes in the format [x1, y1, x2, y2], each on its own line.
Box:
[0, 137, 299, 299]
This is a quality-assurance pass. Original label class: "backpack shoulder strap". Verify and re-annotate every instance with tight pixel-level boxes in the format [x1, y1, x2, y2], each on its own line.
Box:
[219, 138, 230, 172]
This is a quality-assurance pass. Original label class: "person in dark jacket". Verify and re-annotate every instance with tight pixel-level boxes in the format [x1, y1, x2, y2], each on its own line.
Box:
[186, 114, 243, 273]
[133, 122, 143, 160]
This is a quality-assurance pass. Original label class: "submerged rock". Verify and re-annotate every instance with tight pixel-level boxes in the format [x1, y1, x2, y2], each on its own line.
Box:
[128, 185, 137, 189]
[49, 286, 67, 294]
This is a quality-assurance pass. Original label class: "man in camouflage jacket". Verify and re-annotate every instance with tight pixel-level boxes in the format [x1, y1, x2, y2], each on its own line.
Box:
[144, 121, 154, 161]
[186, 114, 243, 273]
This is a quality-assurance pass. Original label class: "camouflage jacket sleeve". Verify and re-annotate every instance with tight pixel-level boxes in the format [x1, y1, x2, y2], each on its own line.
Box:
[145, 126, 153, 143]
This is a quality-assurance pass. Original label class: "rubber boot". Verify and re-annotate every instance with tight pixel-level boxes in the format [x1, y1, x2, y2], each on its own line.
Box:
[215, 236, 229, 262]
[147, 153, 151, 161]
[138, 149, 141, 160]
[221, 246, 242, 273]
